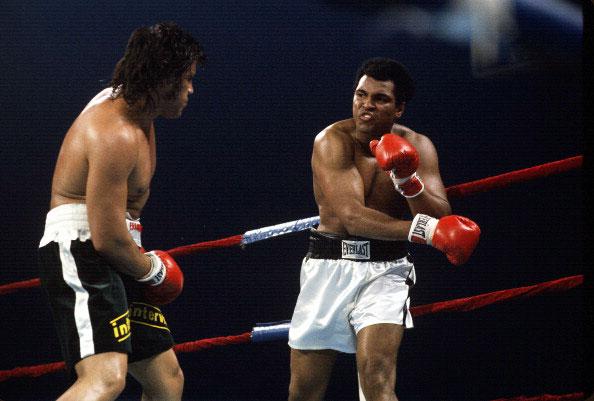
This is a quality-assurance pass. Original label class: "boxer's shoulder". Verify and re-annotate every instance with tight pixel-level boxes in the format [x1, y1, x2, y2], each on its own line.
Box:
[72, 102, 141, 152]
[315, 119, 356, 147]
[391, 123, 434, 152]
[312, 121, 360, 170]
[391, 123, 418, 140]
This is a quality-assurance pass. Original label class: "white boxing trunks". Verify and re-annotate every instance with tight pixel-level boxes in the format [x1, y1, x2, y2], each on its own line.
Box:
[288, 229, 416, 354]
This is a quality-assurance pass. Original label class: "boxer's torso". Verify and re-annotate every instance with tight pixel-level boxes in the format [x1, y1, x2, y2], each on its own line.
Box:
[50, 88, 156, 219]
[314, 119, 413, 236]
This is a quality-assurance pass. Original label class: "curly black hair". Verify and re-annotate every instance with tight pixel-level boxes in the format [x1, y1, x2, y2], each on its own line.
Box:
[354, 58, 415, 104]
[110, 22, 205, 114]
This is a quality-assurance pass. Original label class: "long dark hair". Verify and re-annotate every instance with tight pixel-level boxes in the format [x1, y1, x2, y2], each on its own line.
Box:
[110, 22, 205, 114]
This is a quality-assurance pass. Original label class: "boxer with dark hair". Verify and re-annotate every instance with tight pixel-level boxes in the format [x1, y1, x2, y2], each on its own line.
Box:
[38, 22, 204, 401]
[288, 58, 480, 401]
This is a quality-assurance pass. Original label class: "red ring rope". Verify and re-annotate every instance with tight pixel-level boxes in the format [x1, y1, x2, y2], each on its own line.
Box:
[445, 155, 582, 199]
[0, 155, 586, 400]
[0, 155, 583, 296]
[0, 274, 582, 382]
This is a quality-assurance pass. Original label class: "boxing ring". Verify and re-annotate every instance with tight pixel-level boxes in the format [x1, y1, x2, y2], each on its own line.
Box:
[0, 155, 586, 400]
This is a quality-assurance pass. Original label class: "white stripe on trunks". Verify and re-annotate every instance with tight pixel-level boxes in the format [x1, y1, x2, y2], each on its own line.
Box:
[59, 238, 95, 359]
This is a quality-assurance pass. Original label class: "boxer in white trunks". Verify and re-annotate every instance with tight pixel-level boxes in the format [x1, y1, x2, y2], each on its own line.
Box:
[288, 58, 481, 401]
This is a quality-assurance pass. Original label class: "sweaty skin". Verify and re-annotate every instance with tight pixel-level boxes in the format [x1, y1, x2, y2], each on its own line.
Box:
[313, 78, 450, 241]
[289, 75, 452, 401]
[51, 88, 156, 217]
[312, 118, 451, 241]
[49, 62, 196, 279]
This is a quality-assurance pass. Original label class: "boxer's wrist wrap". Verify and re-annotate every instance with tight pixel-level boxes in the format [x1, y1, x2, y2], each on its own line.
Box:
[138, 251, 166, 286]
[389, 171, 425, 198]
[408, 214, 439, 245]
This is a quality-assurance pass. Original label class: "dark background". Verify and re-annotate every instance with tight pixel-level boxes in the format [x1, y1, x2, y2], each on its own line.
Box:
[0, 1, 589, 400]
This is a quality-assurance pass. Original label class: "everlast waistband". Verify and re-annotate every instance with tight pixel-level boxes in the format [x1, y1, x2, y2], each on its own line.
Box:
[306, 229, 409, 262]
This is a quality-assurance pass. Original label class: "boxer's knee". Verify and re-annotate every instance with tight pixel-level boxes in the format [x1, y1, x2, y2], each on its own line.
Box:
[288, 377, 325, 401]
[139, 366, 184, 401]
[70, 353, 127, 400]
[166, 363, 184, 396]
[357, 353, 397, 400]
[129, 350, 184, 401]
[91, 369, 127, 399]
[288, 362, 331, 400]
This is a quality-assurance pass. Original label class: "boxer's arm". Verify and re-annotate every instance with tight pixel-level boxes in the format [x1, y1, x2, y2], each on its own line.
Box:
[86, 128, 151, 279]
[406, 134, 451, 218]
[315, 129, 480, 264]
[313, 130, 411, 241]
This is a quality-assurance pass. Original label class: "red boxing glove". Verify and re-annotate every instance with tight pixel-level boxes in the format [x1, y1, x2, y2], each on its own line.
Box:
[370, 134, 424, 198]
[408, 214, 481, 265]
[138, 250, 184, 305]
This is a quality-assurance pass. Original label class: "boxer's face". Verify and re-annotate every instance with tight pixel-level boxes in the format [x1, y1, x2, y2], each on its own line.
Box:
[159, 61, 197, 119]
[353, 75, 404, 136]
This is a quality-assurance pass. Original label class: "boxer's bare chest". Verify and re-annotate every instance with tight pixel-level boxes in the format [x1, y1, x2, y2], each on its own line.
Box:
[353, 145, 407, 219]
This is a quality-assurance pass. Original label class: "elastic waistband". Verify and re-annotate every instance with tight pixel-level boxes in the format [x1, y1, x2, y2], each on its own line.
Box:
[45, 203, 90, 230]
[40, 203, 143, 248]
[306, 229, 409, 262]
